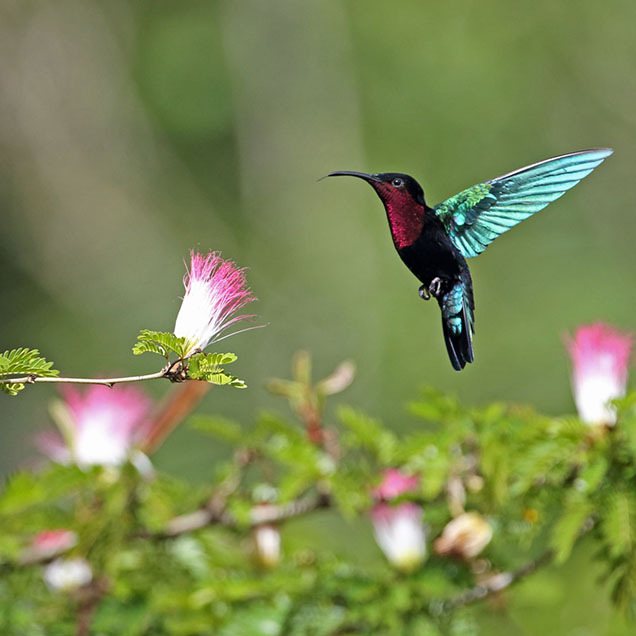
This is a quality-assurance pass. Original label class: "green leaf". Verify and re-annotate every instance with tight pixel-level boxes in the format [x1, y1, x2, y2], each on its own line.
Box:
[187, 352, 246, 388]
[550, 492, 594, 563]
[286, 603, 346, 635]
[0, 465, 89, 515]
[409, 387, 462, 423]
[0, 348, 58, 396]
[601, 490, 636, 559]
[610, 557, 636, 614]
[0, 382, 24, 396]
[132, 330, 187, 358]
[338, 406, 397, 464]
[218, 601, 289, 636]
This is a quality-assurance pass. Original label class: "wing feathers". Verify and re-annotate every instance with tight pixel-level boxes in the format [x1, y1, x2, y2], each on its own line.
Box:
[434, 148, 613, 259]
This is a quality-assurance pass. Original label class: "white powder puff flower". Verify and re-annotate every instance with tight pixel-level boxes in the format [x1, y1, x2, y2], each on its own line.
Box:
[174, 251, 257, 357]
[43, 557, 92, 592]
[370, 469, 425, 572]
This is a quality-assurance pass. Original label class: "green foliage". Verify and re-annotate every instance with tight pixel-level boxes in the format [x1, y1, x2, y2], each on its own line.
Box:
[5, 365, 636, 633]
[0, 348, 58, 396]
[132, 330, 188, 359]
[187, 352, 246, 388]
[132, 331, 246, 388]
[550, 492, 594, 564]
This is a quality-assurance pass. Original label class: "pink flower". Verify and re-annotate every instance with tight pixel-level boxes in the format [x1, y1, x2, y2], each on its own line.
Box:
[434, 512, 493, 560]
[373, 468, 419, 499]
[566, 323, 633, 426]
[174, 251, 257, 356]
[22, 530, 77, 563]
[371, 469, 425, 572]
[36, 385, 152, 468]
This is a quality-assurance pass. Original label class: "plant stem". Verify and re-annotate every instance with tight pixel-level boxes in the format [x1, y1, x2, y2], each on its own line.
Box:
[443, 549, 553, 610]
[143, 492, 331, 539]
[0, 369, 168, 388]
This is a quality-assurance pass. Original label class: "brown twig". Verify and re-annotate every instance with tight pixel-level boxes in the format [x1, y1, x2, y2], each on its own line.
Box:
[442, 517, 596, 610]
[75, 578, 109, 636]
[442, 549, 554, 610]
[0, 356, 213, 389]
[141, 492, 331, 540]
[0, 370, 168, 388]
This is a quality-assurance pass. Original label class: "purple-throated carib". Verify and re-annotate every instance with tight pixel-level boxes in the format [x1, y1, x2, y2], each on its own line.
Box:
[327, 149, 613, 370]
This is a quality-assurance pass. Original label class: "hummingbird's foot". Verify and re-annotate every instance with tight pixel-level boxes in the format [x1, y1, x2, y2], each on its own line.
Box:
[428, 277, 443, 298]
[418, 285, 431, 301]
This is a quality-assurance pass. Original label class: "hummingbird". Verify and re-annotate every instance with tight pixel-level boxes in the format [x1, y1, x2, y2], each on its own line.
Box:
[327, 148, 613, 371]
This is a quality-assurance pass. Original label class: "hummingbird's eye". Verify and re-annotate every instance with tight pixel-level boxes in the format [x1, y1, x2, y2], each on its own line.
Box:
[391, 177, 404, 188]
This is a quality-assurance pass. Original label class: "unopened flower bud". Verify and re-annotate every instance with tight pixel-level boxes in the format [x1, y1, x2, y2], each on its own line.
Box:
[434, 512, 492, 560]
[253, 522, 281, 568]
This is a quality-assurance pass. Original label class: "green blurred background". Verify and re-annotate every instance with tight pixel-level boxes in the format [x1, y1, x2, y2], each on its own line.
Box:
[1, 0, 634, 632]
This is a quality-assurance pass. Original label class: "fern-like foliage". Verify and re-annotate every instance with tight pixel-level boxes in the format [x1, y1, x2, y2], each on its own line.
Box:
[0, 348, 59, 396]
[132, 331, 245, 387]
[132, 330, 187, 359]
[187, 352, 246, 388]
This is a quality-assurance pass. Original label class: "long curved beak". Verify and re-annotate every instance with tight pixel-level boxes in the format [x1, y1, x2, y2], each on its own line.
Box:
[323, 171, 381, 183]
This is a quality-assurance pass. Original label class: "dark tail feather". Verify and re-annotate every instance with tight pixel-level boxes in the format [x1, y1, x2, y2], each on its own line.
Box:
[442, 303, 474, 371]
[439, 277, 475, 371]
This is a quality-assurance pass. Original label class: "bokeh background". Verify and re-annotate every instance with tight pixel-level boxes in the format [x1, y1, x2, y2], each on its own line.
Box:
[1, 0, 635, 632]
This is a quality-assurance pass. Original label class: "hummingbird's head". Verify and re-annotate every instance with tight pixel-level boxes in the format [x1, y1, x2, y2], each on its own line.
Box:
[325, 171, 428, 249]
[325, 171, 426, 208]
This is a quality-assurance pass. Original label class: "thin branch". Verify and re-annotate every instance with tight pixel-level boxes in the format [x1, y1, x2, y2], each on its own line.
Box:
[158, 448, 254, 537]
[0, 369, 168, 388]
[442, 517, 596, 611]
[442, 549, 553, 610]
[75, 578, 109, 636]
[250, 493, 330, 525]
[141, 492, 331, 540]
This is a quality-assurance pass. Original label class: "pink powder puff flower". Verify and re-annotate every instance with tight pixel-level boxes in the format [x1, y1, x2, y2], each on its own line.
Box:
[370, 469, 426, 572]
[174, 251, 258, 357]
[22, 530, 77, 564]
[566, 323, 633, 426]
[434, 512, 493, 560]
[36, 385, 152, 468]
[373, 468, 419, 500]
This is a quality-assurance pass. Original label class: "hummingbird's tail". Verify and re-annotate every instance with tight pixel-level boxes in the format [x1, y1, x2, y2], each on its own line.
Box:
[439, 274, 474, 371]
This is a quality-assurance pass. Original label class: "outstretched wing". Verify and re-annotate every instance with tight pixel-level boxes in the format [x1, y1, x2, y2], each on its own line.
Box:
[433, 149, 613, 259]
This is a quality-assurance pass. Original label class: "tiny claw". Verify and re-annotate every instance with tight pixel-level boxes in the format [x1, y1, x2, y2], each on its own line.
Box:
[419, 285, 430, 301]
[429, 277, 443, 298]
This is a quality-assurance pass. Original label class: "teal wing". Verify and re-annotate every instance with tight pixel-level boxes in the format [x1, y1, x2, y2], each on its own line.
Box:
[433, 149, 613, 259]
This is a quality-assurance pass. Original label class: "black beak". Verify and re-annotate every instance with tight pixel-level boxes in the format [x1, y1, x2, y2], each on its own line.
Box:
[323, 171, 382, 183]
